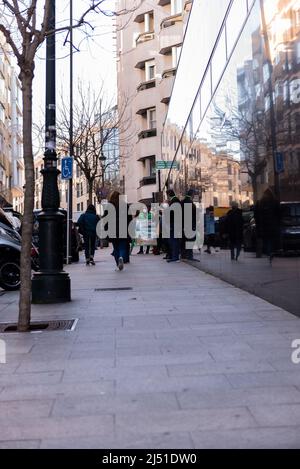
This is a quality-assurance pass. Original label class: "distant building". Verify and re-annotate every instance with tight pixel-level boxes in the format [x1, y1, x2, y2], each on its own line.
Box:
[116, 0, 191, 204]
[0, 33, 23, 212]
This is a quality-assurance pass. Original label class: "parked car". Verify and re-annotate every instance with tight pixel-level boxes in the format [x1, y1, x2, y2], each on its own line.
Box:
[280, 202, 300, 251]
[0, 209, 39, 291]
[242, 202, 300, 253]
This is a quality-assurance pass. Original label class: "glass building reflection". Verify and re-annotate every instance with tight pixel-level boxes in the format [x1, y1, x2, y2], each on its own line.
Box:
[162, 0, 300, 206]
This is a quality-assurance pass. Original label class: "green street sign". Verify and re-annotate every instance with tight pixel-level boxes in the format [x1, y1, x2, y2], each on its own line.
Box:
[156, 161, 166, 170]
[156, 161, 179, 170]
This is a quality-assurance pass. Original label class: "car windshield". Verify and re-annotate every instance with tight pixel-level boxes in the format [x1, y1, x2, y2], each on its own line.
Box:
[281, 204, 300, 226]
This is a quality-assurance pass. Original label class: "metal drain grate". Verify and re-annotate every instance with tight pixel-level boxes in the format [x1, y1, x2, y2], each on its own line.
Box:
[95, 287, 133, 292]
[0, 319, 78, 333]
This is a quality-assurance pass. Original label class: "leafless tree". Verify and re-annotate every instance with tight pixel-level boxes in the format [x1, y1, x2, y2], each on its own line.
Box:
[57, 82, 133, 204]
[210, 97, 271, 202]
[0, 0, 135, 332]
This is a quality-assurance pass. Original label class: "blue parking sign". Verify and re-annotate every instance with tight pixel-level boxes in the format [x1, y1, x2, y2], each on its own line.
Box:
[61, 157, 73, 180]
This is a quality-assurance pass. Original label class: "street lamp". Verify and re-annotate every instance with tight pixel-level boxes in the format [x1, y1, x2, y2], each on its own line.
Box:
[32, 0, 71, 304]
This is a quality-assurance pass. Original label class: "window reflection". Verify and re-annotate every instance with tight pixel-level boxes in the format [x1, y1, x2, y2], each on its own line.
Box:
[163, 0, 300, 205]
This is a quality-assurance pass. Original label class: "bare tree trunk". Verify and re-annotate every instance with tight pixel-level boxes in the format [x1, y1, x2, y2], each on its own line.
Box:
[18, 73, 35, 332]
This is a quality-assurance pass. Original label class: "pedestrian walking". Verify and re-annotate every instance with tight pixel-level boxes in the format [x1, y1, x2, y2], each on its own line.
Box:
[165, 189, 181, 263]
[181, 189, 197, 260]
[225, 201, 244, 261]
[254, 188, 280, 263]
[109, 191, 131, 271]
[78, 205, 100, 266]
[204, 206, 215, 254]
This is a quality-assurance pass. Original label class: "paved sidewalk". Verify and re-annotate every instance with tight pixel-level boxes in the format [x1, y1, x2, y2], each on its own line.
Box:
[0, 249, 300, 449]
[188, 250, 300, 317]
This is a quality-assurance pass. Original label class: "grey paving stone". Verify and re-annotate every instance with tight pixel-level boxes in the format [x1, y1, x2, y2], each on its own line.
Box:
[249, 403, 300, 427]
[0, 414, 114, 441]
[40, 432, 194, 449]
[0, 380, 114, 401]
[115, 374, 232, 394]
[0, 399, 53, 419]
[176, 386, 300, 410]
[115, 407, 257, 435]
[190, 426, 300, 449]
[227, 371, 300, 388]
[0, 371, 63, 386]
[0, 440, 41, 449]
[167, 360, 275, 377]
[52, 392, 179, 418]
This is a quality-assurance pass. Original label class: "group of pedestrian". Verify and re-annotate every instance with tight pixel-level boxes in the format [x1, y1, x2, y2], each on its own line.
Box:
[77, 187, 281, 270]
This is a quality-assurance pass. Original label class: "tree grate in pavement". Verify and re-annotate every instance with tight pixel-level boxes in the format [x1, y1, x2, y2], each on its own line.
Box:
[0, 319, 78, 333]
[95, 287, 133, 292]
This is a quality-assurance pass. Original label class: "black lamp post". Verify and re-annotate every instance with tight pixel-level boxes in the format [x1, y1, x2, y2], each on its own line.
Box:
[32, 0, 71, 304]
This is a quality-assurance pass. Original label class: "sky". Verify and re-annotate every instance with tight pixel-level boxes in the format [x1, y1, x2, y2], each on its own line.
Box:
[32, 0, 117, 154]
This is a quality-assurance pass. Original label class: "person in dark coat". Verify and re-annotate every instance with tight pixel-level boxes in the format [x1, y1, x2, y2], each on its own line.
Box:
[254, 188, 280, 261]
[181, 189, 197, 260]
[165, 189, 181, 263]
[225, 201, 244, 261]
[78, 205, 100, 266]
[109, 191, 132, 271]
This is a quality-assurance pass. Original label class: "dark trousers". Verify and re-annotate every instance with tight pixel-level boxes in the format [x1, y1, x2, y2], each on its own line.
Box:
[169, 236, 180, 261]
[112, 240, 128, 266]
[84, 234, 96, 260]
[181, 238, 194, 259]
[230, 241, 242, 260]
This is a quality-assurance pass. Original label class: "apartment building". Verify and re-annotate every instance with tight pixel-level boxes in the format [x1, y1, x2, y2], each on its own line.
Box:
[0, 32, 23, 212]
[116, 0, 191, 204]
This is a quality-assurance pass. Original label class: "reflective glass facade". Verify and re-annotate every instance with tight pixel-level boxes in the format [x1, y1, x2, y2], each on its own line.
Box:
[162, 0, 300, 205]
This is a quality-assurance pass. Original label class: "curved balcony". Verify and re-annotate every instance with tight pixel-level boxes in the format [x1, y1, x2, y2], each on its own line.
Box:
[159, 21, 183, 55]
[160, 13, 182, 29]
[139, 175, 157, 187]
[138, 128, 157, 140]
[135, 87, 156, 115]
[137, 79, 156, 92]
[137, 131, 159, 159]
[137, 180, 157, 203]
[136, 31, 155, 46]
[158, 69, 176, 104]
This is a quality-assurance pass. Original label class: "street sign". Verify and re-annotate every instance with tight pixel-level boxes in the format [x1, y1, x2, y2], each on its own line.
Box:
[275, 152, 284, 174]
[61, 157, 73, 180]
[156, 161, 179, 170]
[156, 161, 166, 170]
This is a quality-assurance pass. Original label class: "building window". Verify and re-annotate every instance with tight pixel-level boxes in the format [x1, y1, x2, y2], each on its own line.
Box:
[171, 0, 183, 16]
[228, 164, 232, 175]
[145, 60, 155, 81]
[213, 197, 218, 207]
[77, 203, 80, 212]
[228, 180, 233, 191]
[76, 183, 80, 198]
[147, 108, 156, 129]
[144, 11, 154, 33]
